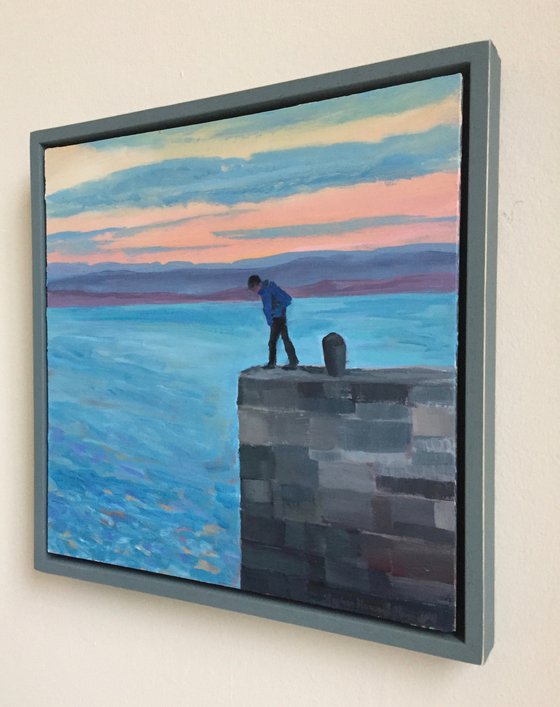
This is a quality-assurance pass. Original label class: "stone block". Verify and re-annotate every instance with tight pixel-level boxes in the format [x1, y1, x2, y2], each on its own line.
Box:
[413, 437, 456, 454]
[271, 485, 283, 518]
[376, 476, 456, 500]
[350, 382, 409, 404]
[268, 411, 310, 446]
[298, 397, 356, 414]
[369, 461, 414, 479]
[368, 569, 394, 599]
[237, 379, 262, 407]
[434, 500, 456, 531]
[408, 384, 456, 406]
[238, 408, 270, 446]
[324, 560, 393, 599]
[391, 541, 455, 584]
[392, 522, 455, 545]
[318, 461, 376, 494]
[241, 514, 285, 547]
[391, 496, 435, 527]
[412, 451, 456, 467]
[272, 483, 321, 523]
[273, 445, 318, 487]
[297, 381, 325, 399]
[324, 526, 361, 561]
[263, 571, 291, 596]
[309, 415, 340, 451]
[324, 586, 388, 617]
[387, 599, 455, 633]
[283, 520, 305, 550]
[241, 501, 274, 519]
[375, 460, 457, 482]
[412, 405, 455, 437]
[389, 576, 455, 604]
[242, 542, 309, 577]
[412, 464, 457, 482]
[340, 419, 411, 453]
[280, 484, 316, 503]
[261, 385, 300, 410]
[284, 576, 309, 603]
[372, 496, 393, 534]
[287, 578, 325, 605]
[360, 533, 393, 573]
[356, 402, 410, 421]
[297, 581, 332, 608]
[305, 524, 328, 557]
[284, 521, 327, 556]
[241, 566, 288, 596]
[289, 576, 317, 604]
[322, 381, 353, 400]
[325, 559, 371, 594]
[305, 555, 326, 583]
[319, 488, 375, 531]
[340, 450, 409, 466]
[309, 448, 343, 462]
[241, 479, 272, 504]
[239, 444, 276, 480]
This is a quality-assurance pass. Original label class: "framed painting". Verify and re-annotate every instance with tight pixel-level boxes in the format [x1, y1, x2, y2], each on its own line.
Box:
[32, 41, 499, 663]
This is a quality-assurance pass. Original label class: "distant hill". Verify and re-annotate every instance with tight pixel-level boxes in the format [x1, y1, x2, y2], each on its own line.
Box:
[47, 244, 458, 307]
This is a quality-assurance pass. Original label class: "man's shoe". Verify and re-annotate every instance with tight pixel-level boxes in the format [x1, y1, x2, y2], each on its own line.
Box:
[262, 363, 276, 369]
[282, 363, 298, 370]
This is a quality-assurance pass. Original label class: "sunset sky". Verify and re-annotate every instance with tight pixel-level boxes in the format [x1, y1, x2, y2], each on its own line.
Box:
[45, 74, 463, 266]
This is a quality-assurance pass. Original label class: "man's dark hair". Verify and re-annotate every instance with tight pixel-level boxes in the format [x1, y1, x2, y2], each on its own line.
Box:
[247, 274, 261, 289]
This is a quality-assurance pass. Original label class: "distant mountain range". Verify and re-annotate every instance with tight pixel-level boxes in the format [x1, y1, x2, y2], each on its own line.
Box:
[47, 244, 458, 307]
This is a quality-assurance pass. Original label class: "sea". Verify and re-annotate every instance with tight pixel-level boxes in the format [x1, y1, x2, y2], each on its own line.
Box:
[46, 293, 458, 588]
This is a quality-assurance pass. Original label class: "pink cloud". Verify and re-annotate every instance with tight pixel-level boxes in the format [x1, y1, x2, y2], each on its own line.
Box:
[47, 171, 460, 264]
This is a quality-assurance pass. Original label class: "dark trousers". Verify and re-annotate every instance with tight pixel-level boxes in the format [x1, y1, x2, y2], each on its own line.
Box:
[268, 317, 298, 366]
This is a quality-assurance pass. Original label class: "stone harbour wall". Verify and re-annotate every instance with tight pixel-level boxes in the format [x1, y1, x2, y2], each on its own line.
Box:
[238, 366, 457, 632]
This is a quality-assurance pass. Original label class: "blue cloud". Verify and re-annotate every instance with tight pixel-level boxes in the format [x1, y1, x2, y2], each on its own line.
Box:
[212, 74, 462, 139]
[47, 229, 119, 255]
[214, 215, 457, 240]
[121, 244, 229, 255]
[47, 124, 461, 218]
[89, 74, 461, 151]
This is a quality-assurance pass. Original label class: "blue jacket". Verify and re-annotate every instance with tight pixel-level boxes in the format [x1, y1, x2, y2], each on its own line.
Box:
[258, 280, 292, 326]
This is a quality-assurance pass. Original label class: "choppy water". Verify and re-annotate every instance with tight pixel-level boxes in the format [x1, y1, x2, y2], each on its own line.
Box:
[47, 294, 457, 587]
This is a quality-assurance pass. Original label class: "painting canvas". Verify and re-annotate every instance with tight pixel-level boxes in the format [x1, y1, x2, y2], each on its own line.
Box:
[43, 74, 463, 632]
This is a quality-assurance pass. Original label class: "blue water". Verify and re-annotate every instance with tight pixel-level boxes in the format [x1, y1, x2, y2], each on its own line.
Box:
[46, 294, 457, 587]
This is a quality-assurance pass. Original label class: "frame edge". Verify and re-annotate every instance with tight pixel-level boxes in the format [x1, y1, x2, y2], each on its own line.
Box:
[30, 41, 500, 665]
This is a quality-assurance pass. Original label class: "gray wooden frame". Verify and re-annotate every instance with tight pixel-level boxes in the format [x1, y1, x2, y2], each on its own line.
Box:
[31, 40, 499, 664]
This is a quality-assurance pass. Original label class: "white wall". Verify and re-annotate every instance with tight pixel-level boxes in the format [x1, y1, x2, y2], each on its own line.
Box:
[2, 1, 559, 704]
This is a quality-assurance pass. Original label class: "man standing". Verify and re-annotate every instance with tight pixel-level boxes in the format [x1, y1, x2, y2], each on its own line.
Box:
[248, 275, 299, 370]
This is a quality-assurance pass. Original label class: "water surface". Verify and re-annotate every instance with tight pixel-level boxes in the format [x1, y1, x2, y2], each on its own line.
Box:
[47, 294, 458, 587]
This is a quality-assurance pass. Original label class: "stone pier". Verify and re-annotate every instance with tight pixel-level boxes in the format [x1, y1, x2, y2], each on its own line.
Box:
[238, 366, 457, 632]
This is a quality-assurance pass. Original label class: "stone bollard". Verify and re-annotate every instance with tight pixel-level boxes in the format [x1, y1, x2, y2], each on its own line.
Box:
[322, 332, 346, 377]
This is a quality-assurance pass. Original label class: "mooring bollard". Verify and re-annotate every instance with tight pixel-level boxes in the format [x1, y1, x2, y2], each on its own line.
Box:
[322, 332, 346, 377]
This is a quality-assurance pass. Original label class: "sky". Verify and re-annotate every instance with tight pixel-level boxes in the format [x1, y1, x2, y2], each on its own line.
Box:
[45, 74, 463, 266]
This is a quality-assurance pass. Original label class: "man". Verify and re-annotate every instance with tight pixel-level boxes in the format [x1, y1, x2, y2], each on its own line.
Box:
[248, 275, 299, 370]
